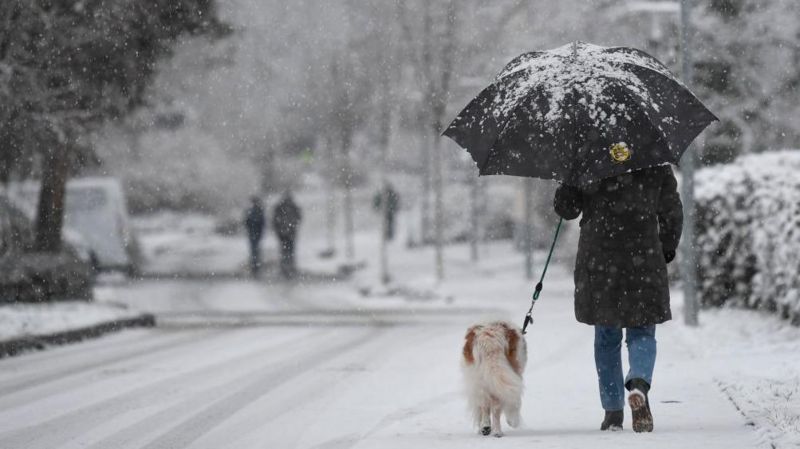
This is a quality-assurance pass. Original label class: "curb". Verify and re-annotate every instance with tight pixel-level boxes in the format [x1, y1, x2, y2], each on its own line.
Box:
[0, 313, 157, 359]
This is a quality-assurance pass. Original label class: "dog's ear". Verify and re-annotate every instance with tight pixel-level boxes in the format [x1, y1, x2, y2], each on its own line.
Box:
[463, 326, 479, 364]
[505, 327, 522, 375]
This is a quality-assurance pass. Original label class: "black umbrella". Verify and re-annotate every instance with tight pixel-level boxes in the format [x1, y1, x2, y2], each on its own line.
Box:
[443, 41, 717, 188]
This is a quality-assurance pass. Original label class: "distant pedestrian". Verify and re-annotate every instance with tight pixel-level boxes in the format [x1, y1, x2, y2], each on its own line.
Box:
[373, 182, 400, 241]
[554, 166, 683, 433]
[243, 196, 266, 277]
[272, 191, 302, 279]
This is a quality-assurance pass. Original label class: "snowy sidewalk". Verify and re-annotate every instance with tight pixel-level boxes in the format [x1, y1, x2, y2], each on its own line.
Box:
[676, 306, 800, 449]
[0, 296, 153, 357]
[281, 263, 764, 449]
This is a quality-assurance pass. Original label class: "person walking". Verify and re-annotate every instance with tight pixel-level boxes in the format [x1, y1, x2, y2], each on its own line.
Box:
[243, 196, 266, 277]
[272, 191, 302, 279]
[373, 182, 400, 241]
[554, 165, 683, 433]
[442, 41, 715, 435]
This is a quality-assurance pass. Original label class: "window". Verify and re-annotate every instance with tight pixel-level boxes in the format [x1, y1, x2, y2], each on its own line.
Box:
[66, 188, 107, 212]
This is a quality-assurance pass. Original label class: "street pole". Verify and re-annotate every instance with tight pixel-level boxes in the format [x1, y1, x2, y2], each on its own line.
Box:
[433, 132, 445, 281]
[469, 171, 480, 262]
[324, 135, 338, 256]
[679, 0, 699, 326]
[379, 113, 391, 285]
[523, 178, 534, 279]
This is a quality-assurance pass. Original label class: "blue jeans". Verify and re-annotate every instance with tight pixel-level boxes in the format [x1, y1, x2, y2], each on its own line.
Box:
[594, 325, 656, 411]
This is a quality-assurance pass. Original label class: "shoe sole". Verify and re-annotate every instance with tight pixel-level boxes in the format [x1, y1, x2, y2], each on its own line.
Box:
[628, 391, 654, 433]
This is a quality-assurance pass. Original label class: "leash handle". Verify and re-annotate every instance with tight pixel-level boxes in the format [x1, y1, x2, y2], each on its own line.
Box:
[522, 313, 533, 334]
[532, 282, 543, 300]
[521, 218, 563, 335]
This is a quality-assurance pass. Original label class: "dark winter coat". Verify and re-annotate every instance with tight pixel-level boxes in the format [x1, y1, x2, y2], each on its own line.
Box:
[373, 186, 400, 217]
[244, 203, 265, 242]
[554, 165, 683, 327]
[272, 196, 302, 240]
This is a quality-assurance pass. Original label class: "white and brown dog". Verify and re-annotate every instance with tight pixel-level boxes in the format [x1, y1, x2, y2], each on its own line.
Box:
[462, 321, 527, 437]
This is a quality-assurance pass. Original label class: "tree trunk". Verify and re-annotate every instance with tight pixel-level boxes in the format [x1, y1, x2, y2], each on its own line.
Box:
[260, 146, 277, 194]
[342, 133, 355, 261]
[419, 135, 431, 244]
[35, 145, 70, 252]
[432, 132, 444, 280]
[124, 120, 142, 162]
[324, 135, 337, 255]
[378, 103, 392, 284]
[469, 168, 479, 262]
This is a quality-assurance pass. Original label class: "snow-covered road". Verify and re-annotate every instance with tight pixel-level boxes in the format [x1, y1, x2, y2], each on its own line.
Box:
[0, 265, 763, 449]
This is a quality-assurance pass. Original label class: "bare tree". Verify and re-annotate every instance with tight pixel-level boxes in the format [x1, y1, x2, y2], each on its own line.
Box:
[374, 17, 402, 285]
[328, 50, 372, 261]
[397, 0, 459, 280]
[395, 0, 529, 279]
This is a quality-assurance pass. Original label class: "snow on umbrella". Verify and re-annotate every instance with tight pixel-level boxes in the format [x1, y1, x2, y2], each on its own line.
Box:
[443, 41, 717, 187]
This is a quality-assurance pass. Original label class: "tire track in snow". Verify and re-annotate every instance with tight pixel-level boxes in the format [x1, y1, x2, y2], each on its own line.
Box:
[0, 328, 265, 412]
[0, 329, 219, 397]
[132, 328, 384, 449]
[0, 329, 158, 371]
[0, 327, 335, 449]
[191, 326, 446, 449]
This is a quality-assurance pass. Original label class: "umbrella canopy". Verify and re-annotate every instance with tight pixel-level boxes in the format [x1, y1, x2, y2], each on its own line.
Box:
[443, 41, 717, 187]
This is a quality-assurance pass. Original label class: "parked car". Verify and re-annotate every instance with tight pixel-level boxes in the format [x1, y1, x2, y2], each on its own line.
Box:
[0, 196, 93, 303]
[6, 177, 141, 274]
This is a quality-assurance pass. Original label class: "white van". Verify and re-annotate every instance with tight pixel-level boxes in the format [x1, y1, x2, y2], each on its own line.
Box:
[6, 177, 140, 273]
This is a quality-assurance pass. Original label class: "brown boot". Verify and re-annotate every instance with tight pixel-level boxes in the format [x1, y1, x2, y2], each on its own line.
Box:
[627, 378, 653, 433]
[600, 410, 623, 431]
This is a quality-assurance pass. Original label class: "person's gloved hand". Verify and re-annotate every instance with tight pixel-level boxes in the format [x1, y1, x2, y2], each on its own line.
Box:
[664, 250, 676, 264]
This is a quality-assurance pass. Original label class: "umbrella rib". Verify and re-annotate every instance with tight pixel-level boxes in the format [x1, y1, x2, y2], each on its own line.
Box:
[479, 86, 543, 173]
[609, 69, 711, 161]
[471, 75, 544, 172]
[619, 61, 719, 122]
[605, 82, 680, 162]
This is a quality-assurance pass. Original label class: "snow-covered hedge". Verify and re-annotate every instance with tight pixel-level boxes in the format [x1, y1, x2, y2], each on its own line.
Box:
[695, 150, 800, 324]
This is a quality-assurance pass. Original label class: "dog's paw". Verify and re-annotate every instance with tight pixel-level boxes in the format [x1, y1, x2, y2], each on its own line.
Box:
[480, 426, 491, 436]
[493, 431, 504, 438]
[506, 415, 520, 428]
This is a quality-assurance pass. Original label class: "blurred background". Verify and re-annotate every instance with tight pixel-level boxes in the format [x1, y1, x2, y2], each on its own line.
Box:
[2, 0, 799, 314]
[0, 0, 799, 320]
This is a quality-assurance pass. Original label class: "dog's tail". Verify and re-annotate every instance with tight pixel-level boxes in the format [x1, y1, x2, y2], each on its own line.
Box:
[476, 352, 524, 428]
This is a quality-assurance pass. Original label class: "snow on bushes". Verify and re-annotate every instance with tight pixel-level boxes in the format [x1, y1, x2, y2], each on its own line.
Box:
[695, 150, 800, 323]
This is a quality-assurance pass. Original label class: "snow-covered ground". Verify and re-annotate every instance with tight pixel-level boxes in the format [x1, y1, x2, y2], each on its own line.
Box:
[0, 212, 796, 448]
[677, 307, 800, 449]
[133, 212, 255, 277]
